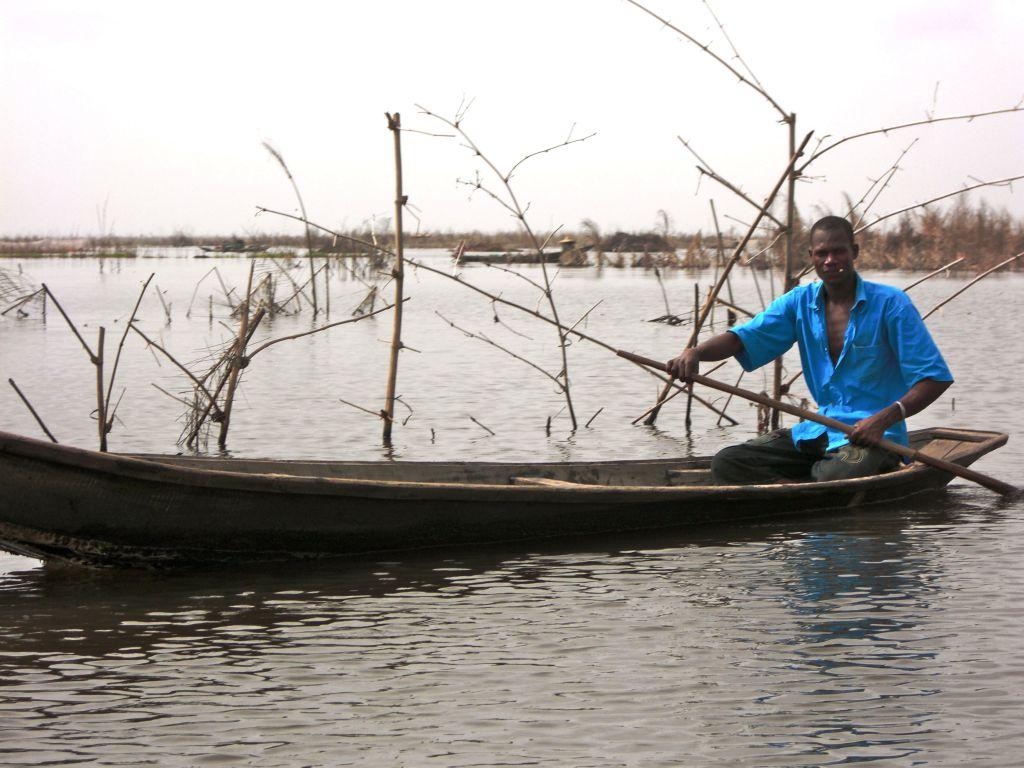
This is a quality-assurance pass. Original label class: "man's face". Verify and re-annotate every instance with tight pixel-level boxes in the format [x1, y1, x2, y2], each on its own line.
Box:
[809, 228, 858, 288]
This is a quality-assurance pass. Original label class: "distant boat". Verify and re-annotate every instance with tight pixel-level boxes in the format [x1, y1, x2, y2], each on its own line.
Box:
[456, 250, 561, 265]
[198, 241, 266, 254]
[0, 427, 1007, 568]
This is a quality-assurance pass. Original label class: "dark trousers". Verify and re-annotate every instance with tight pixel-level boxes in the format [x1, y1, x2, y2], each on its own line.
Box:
[711, 428, 900, 485]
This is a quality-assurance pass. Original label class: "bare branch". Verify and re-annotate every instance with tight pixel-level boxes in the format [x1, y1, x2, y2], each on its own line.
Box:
[800, 105, 1024, 172]
[567, 300, 604, 334]
[339, 397, 384, 419]
[41, 284, 96, 361]
[622, 0, 787, 119]
[902, 256, 966, 291]
[701, 0, 767, 92]
[855, 174, 1024, 233]
[743, 229, 786, 265]
[714, 295, 755, 318]
[1, 288, 43, 317]
[249, 300, 401, 360]
[484, 262, 547, 292]
[419, 104, 581, 429]
[8, 378, 58, 442]
[695, 168, 786, 230]
[923, 252, 1023, 320]
[678, 137, 786, 228]
[847, 139, 918, 228]
[505, 129, 597, 181]
[455, 176, 520, 218]
[436, 311, 563, 388]
[129, 324, 221, 413]
[104, 273, 154, 429]
[256, 206, 393, 258]
[151, 382, 200, 412]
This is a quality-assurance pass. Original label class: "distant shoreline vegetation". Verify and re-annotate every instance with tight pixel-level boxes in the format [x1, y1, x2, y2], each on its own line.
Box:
[2, 199, 1021, 272]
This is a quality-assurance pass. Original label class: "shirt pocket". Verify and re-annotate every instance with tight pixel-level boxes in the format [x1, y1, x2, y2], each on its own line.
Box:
[843, 342, 887, 381]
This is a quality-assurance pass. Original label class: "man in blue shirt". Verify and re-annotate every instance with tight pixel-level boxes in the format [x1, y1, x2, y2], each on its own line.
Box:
[667, 216, 953, 484]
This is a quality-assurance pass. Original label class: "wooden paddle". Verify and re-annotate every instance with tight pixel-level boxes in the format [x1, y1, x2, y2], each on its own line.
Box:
[617, 349, 1019, 497]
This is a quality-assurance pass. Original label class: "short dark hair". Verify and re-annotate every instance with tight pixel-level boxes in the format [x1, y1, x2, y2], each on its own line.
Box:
[809, 216, 855, 247]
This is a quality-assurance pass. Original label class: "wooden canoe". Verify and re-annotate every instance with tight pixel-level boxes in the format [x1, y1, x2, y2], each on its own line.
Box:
[457, 251, 561, 265]
[0, 427, 1007, 568]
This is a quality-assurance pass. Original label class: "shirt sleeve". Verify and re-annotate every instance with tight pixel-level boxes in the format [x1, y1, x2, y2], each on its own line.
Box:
[730, 291, 798, 371]
[886, 292, 954, 387]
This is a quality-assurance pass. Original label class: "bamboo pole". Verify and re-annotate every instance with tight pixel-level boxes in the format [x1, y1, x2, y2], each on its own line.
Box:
[644, 130, 813, 426]
[617, 349, 1019, 497]
[95, 327, 106, 451]
[771, 113, 798, 430]
[709, 200, 735, 310]
[685, 283, 698, 427]
[382, 112, 406, 444]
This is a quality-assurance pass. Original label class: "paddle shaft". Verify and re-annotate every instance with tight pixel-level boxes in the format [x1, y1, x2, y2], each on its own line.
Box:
[617, 349, 1018, 497]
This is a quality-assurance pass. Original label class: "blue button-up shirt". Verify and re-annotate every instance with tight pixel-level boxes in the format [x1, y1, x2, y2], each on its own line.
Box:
[730, 275, 953, 450]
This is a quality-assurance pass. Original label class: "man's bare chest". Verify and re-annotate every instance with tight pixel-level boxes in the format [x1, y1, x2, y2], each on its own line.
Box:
[825, 303, 852, 365]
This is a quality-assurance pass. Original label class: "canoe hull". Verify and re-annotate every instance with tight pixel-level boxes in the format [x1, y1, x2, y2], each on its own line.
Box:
[0, 428, 1008, 567]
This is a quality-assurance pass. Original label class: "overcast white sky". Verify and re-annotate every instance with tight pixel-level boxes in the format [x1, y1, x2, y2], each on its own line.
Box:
[2, 0, 1023, 238]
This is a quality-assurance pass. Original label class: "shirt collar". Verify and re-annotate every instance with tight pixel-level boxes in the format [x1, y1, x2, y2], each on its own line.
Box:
[811, 273, 867, 309]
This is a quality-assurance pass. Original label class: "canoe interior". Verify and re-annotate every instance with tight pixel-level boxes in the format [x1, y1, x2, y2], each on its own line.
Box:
[131, 452, 715, 486]
[130, 427, 995, 488]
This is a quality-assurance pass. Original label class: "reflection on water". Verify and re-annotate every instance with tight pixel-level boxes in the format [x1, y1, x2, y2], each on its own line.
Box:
[2, 493, 1023, 766]
[2, 258, 1023, 765]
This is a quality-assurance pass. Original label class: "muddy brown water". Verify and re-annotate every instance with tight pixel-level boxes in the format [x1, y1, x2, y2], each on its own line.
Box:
[0, 252, 1022, 766]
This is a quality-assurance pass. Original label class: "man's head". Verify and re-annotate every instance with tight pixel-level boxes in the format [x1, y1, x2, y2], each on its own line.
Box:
[808, 216, 858, 292]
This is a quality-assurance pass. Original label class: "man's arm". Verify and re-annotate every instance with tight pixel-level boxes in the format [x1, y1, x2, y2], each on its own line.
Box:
[666, 331, 744, 380]
[848, 378, 953, 447]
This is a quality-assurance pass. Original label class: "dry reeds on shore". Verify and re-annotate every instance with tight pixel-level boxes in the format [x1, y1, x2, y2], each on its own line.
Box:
[3, 196, 1022, 272]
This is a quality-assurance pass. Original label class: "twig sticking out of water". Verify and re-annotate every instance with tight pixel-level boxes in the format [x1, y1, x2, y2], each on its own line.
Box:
[263, 141, 318, 315]
[8, 378, 58, 443]
[40, 284, 111, 450]
[469, 416, 495, 436]
[103, 273, 154, 441]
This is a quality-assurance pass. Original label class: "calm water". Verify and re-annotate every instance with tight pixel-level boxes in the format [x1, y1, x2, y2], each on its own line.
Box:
[0, 253, 1022, 766]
